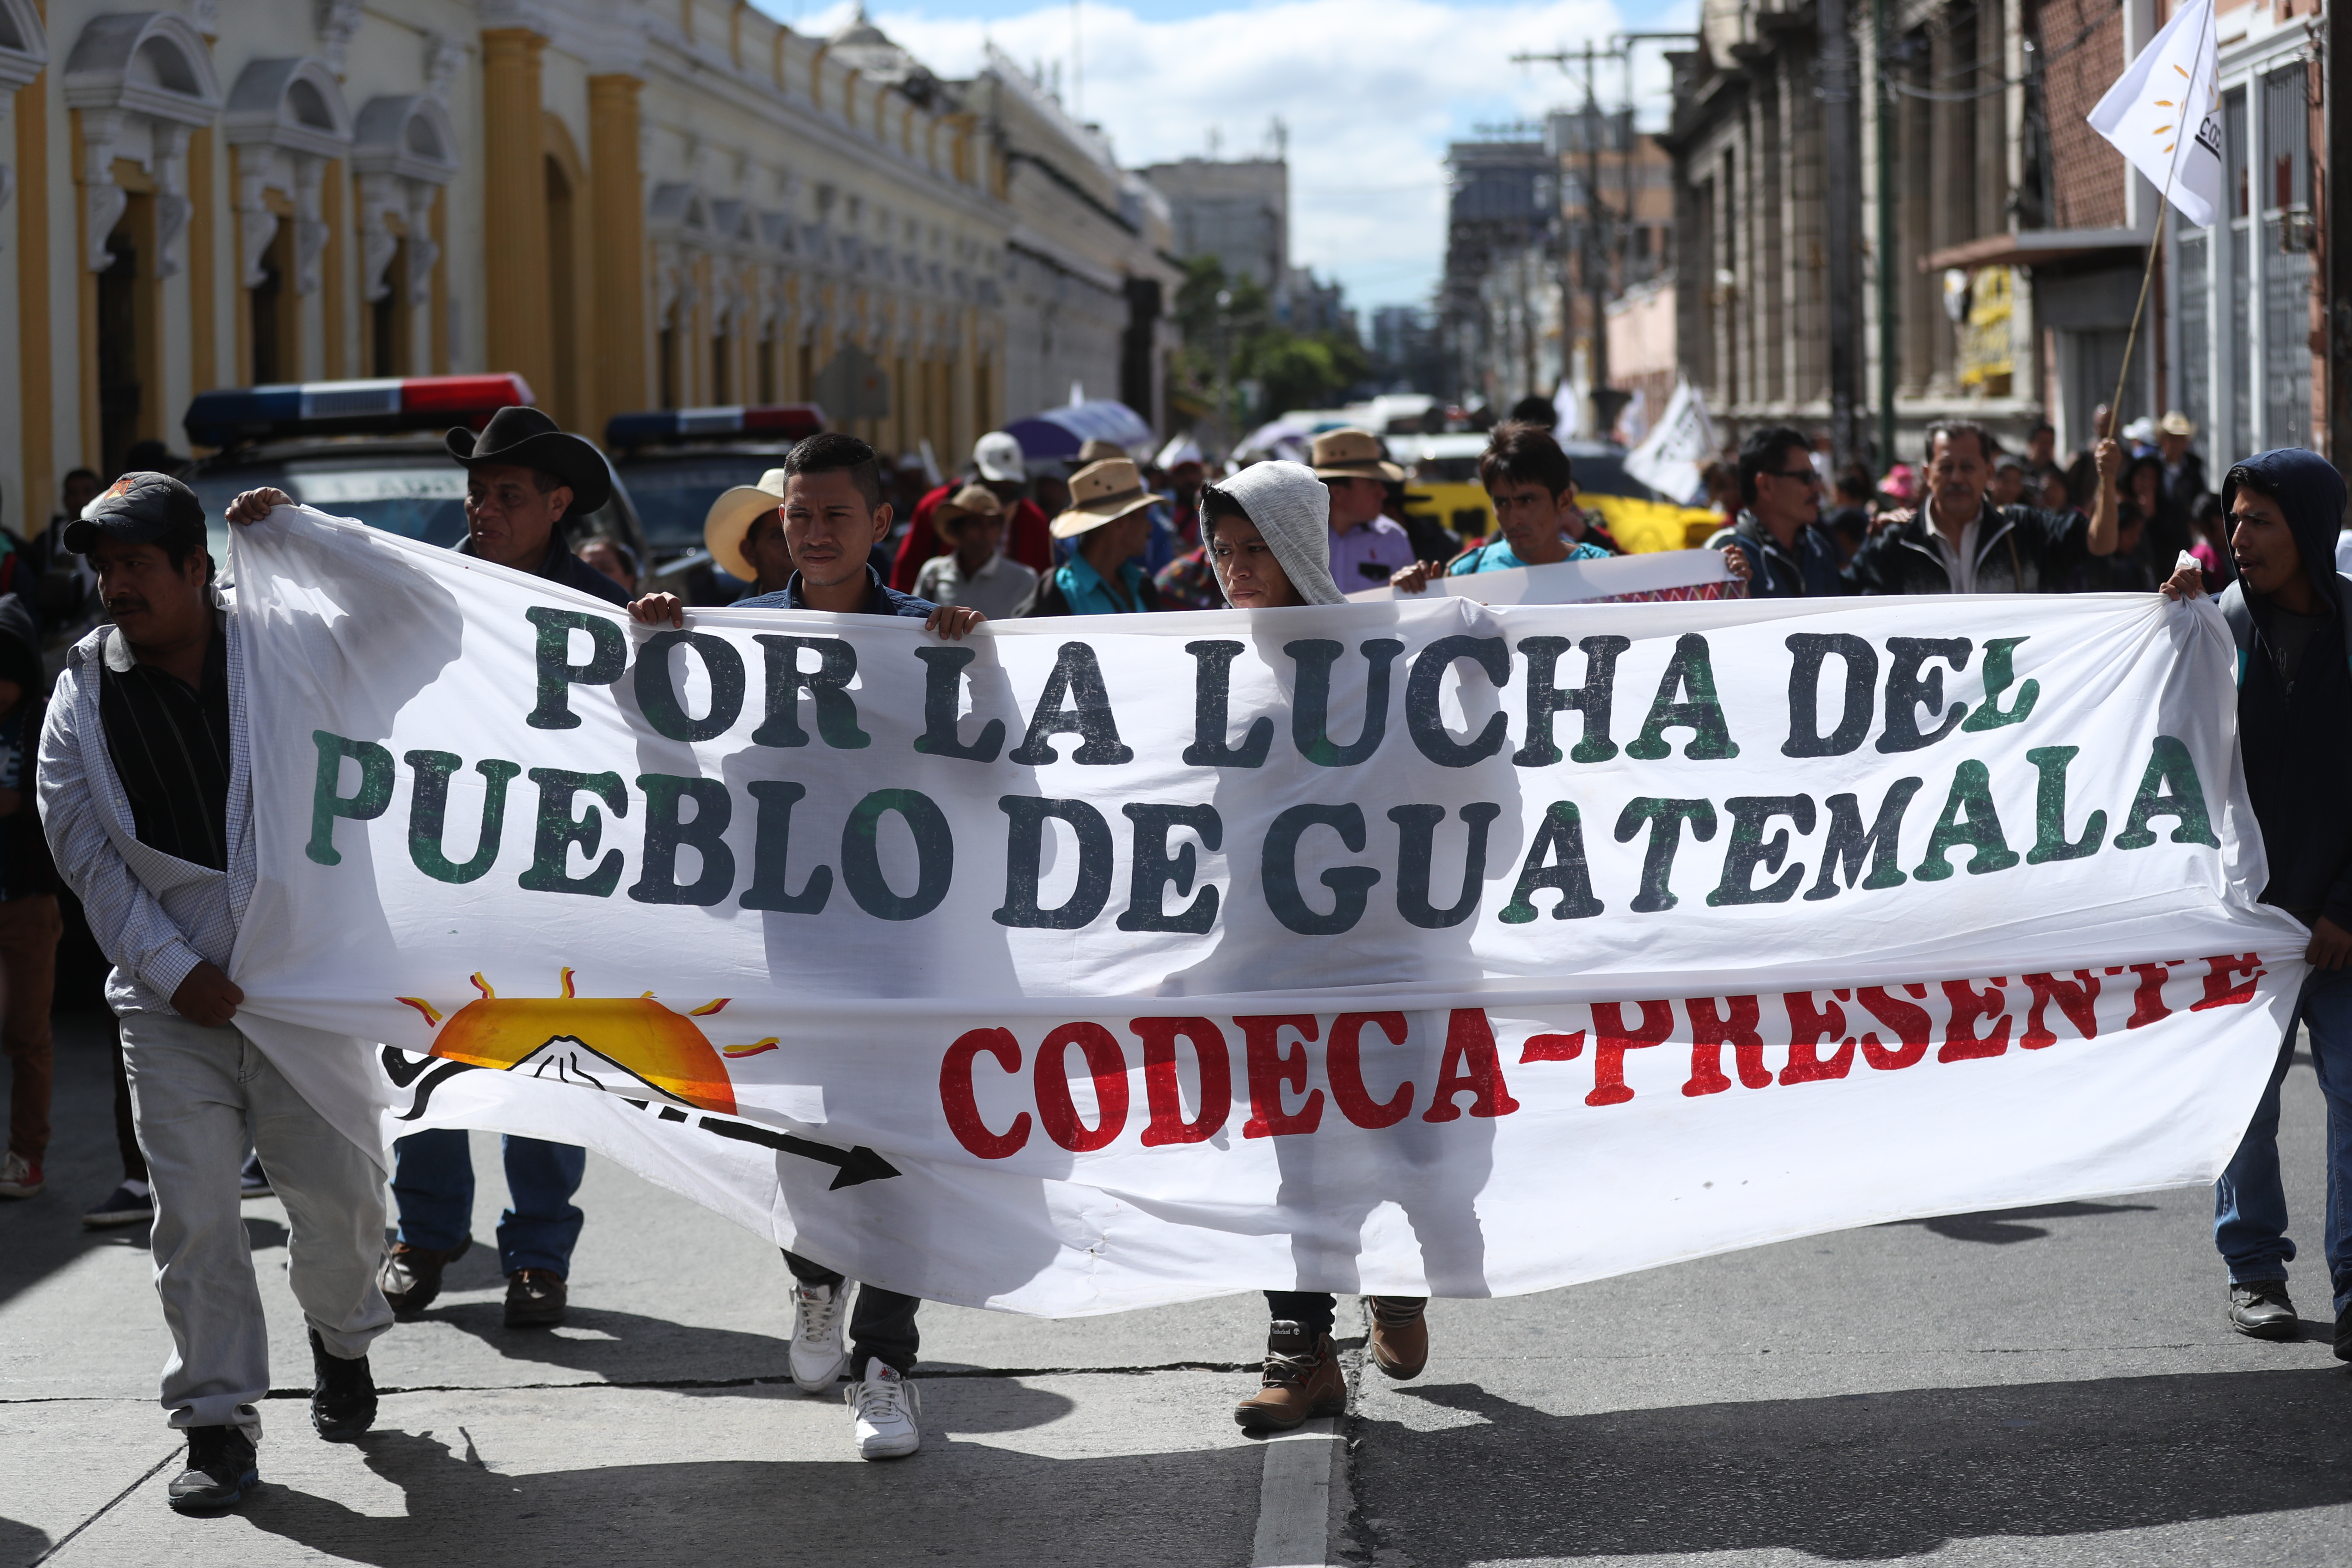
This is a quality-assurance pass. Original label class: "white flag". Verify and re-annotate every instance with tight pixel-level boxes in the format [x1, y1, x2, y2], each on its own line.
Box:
[1623, 377, 1717, 504]
[2087, 0, 2223, 228]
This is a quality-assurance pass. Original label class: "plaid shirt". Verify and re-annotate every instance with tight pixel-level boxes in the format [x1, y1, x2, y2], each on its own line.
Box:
[40, 606, 255, 1015]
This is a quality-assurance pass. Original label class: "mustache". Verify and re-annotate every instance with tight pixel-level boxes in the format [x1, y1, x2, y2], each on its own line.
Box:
[102, 596, 149, 615]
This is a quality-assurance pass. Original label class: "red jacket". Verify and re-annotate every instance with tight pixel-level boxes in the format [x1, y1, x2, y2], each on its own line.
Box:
[889, 484, 1052, 591]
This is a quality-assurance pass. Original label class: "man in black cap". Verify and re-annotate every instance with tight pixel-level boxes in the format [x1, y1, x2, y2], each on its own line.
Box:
[39, 473, 392, 1514]
[224, 404, 628, 1333]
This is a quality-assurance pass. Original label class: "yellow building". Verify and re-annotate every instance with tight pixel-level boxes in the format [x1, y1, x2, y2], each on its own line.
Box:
[0, 1, 1175, 539]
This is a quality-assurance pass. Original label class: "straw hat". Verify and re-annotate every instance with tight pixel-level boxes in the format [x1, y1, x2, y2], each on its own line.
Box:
[1309, 427, 1404, 483]
[1050, 458, 1158, 539]
[2157, 410, 2196, 439]
[1074, 438, 1126, 466]
[933, 483, 1005, 535]
[702, 468, 790, 581]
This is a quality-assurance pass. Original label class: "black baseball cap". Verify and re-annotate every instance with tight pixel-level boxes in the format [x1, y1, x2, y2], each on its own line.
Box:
[61, 472, 208, 555]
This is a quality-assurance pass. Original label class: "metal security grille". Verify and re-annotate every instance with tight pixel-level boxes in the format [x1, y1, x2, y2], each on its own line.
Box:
[2260, 63, 2313, 448]
[2226, 89, 2254, 463]
[2176, 232, 2209, 444]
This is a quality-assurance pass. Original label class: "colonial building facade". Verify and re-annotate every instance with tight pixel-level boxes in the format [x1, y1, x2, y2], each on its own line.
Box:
[0, 0, 1178, 537]
[1665, 0, 2328, 469]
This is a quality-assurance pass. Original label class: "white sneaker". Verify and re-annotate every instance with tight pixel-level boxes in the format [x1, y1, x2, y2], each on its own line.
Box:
[788, 1281, 851, 1393]
[845, 1357, 921, 1460]
[0, 1151, 42, 1199]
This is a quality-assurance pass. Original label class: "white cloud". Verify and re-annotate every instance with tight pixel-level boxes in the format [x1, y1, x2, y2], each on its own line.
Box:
[776, 0, 1690, 312]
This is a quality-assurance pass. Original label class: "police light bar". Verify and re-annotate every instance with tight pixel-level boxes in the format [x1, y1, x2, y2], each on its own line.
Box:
[604, 404, 826, 447]
[184, 374, 535, 448]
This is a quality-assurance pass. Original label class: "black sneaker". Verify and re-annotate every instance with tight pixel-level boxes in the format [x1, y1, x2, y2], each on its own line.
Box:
[504, 1268, 567, 1328]
[82, 1182, 153, 1229]
[308, 1328, 377, 1440]
[378, 1238, 469, 1317]
[2228, 1279, 2301, 1341]
[239, 1152, 273, 1200]
[2335, 1302, 2352, 1363]
[167, 1425, 257, 1514]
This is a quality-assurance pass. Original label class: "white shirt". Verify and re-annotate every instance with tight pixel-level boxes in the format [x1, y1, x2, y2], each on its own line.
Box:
[1926, 507, 1983, 594]
[913, 549, 1039, 621]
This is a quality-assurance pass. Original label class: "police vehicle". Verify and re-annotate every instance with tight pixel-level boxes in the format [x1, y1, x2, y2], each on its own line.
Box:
[604, 403, 825, 602]
[181, 374, 655, 588]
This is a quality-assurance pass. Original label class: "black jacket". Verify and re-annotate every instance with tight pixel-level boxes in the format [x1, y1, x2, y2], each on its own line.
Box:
[457, 533, 633, 608]
[2223, 448, 2352, 928]
[1845, 501, 2097, 595]
[0, 594, 56, 900]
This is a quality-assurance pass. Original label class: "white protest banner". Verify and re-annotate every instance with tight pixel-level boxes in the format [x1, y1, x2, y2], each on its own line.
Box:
[227, 508, 2302, 1315]
[1623, 378, 1718, 505]
[1344, 548, 1736, 606]
[2087, 0, 2223, 228]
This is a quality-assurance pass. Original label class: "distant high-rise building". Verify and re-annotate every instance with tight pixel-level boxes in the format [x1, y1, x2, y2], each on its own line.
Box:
[1137, 157, 1289, 306]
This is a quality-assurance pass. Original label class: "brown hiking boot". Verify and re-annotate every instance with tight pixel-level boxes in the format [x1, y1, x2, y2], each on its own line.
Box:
[1234, 1320, 1346, 1433]
[504, 1268, 569, 1328]
[378, 1238, 470, 1318]
[1367, 1296, 1428, 1380]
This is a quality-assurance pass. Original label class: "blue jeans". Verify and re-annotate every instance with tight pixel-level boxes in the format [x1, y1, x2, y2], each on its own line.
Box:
[391, 1129, 586, 1277]
[2214, 964, 2352, 1315]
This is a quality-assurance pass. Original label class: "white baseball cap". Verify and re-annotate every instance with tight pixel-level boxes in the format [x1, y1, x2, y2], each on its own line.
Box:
[974, 430, 1025, 483]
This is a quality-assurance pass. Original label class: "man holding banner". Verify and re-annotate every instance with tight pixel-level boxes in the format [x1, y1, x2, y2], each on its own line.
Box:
[2163, 450, 2352, 1357]
[631, 431, 980, 1461]
[41, 475, 392, 1514]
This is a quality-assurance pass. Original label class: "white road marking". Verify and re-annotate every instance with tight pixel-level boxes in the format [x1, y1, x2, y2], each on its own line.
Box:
[1250, 1418, 1340, 1567]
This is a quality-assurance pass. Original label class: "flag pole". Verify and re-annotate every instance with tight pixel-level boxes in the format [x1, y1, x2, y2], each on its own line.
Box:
[2105, 13, 2211, 438]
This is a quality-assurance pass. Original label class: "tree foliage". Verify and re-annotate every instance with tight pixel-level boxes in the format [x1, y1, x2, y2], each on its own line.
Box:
[1170, 257, 1369, 424]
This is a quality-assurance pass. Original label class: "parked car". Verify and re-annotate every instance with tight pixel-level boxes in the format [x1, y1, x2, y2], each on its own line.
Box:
[606, 404, 825, 603]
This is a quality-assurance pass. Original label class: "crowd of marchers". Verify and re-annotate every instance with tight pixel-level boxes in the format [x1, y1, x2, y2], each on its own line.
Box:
[0, 388, 2347, 1518]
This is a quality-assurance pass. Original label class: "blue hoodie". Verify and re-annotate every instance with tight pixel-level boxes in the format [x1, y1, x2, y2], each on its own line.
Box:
[2226, 447, 2352, 926]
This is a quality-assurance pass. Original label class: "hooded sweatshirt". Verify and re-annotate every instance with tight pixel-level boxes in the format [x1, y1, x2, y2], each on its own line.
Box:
[2226, 448, 2352, 926]
[1205, 461, 1346, 606]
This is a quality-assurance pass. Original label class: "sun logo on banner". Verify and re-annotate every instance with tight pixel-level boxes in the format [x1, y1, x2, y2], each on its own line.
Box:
[394, 969, 780, 1117]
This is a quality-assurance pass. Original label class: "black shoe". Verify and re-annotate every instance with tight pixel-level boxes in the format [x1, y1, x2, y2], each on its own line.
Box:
[504, 1268, 567, 1328]
[309, 1327, 377, 1440]
[167, 1425, 257, 1514]
[2335, 1303, 2352, 1363]
[2228, 1279, 2301, 1340]
[378, 1238, 469, 1318]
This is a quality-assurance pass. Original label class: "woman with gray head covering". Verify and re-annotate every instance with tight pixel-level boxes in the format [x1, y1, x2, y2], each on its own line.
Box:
[1207, 460, 1430, 1437]
[1200, 461, 1346, 607]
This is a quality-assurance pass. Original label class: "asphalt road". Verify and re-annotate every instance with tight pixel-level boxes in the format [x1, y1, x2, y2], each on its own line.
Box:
[4, 1008, 2349, 1567]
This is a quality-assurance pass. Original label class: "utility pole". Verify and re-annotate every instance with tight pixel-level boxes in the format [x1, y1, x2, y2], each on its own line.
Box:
[1580, 42, 1619, 437]
[1819, 0, 1861, 468]
[1873, 0, 1899, 471]
[1516, 36, 1695, 438]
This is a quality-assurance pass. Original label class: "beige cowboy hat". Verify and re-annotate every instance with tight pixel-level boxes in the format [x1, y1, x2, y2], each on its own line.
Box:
[703, 468, 790, 581]
[1050, 458, 1158, 539]
[2157, 410, 2197, 439]
[1310, 427, 1404, 483]
[932, 482, 1005, 537]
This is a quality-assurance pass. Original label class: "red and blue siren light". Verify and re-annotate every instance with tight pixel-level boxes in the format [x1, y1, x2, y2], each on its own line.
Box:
[604, 404, 826, 447]
[184, 374, 535, 449]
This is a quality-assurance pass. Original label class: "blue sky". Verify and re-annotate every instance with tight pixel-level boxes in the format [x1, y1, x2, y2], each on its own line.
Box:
[756, 0, 1696, 315]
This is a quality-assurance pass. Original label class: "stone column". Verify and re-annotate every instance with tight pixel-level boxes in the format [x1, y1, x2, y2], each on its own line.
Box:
[481, 28, 552, 402]
[588, 73, 648, 436]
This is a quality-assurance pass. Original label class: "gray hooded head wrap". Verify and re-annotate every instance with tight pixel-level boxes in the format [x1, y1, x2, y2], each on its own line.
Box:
[1203, 460, 1346, 606]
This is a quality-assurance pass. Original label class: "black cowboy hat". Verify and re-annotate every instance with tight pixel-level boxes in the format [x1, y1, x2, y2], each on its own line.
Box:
[445, 406, 612, 518]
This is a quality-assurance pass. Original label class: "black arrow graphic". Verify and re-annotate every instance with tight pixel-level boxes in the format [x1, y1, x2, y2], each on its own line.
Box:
[693, 1114, 902, 1189]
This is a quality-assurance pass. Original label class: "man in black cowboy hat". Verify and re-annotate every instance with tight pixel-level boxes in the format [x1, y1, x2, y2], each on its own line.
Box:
[442, 406, 632, 608]
[224, 404, 628, 1332]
